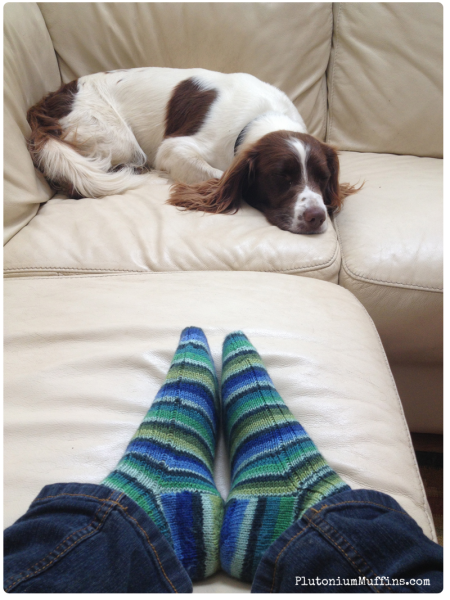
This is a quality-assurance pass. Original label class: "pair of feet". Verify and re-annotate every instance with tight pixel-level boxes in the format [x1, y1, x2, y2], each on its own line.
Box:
[103, 327, 349, 583]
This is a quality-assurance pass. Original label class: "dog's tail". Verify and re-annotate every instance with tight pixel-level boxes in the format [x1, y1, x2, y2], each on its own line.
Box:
[27, 81, 146, 198]
[34, 139, 147, 198]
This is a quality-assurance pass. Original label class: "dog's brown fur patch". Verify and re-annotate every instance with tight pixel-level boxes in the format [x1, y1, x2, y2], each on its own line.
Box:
[167, 148, 254, 215]
[26, 80, 79, 160]
[165, 78, 218, 138]
[26, 80, 81, 196]
[316, 142, 364, 212]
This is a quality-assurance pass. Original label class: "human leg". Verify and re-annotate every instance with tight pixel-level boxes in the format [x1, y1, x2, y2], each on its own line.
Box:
[102, 326, 223, 580]
[4, 482, 192, 593]
[5, 326, 223, 591]
[251, 488, 443, 593]
[219, 331, 350, 582]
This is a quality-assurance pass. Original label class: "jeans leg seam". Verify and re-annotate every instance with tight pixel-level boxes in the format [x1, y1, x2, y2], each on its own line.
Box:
[305, 515, 393, 592]
[309, 500, 406, 517]
[5, 492, 118, 592]
[270, 523, 311, 593]
[269, 500, 402, 594]
[25, 492, 125, 564]
[113, 502, 179, 593]
[31, 492, 125, 505]
[21, 491, 179, 593]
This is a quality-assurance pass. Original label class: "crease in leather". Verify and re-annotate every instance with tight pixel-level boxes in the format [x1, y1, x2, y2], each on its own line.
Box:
[317, 4, 333, 141]
[326, 2, 343, 144]
[36, 3, 64, 82]
[334, 217, 443, 293]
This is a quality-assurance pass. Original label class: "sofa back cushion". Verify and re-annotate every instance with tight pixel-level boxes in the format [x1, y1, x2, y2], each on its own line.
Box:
[326, 3, 443, 158]
[4, 3, 61, 244]
[38, 2, 332, 139]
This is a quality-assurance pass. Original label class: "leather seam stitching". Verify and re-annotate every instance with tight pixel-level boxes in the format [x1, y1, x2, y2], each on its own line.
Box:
[3, 247, 339, 275]
[3, 231, 340, 277]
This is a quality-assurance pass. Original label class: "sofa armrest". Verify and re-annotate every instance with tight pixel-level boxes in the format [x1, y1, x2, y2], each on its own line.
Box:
[4, 2, 61, 245]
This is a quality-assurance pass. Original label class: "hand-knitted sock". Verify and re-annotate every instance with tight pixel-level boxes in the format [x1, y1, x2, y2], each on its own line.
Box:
[220, 331, 350, 582]
[103, 327, 223, 581]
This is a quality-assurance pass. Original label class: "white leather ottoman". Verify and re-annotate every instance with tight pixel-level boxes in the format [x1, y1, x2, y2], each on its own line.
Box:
[4, 272, 435, 592]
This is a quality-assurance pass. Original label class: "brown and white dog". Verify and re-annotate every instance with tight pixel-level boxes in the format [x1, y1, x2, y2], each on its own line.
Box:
[27, 67, 361, 234]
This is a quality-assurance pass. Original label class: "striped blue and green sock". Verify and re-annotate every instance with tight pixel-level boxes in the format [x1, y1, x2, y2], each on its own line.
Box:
[220, 331, 350, 582]
[103, 327, 223, 581]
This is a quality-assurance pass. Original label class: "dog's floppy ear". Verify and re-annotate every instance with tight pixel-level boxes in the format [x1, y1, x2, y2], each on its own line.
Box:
[167, 150, 256, 214]
[320, 143, 363, 213]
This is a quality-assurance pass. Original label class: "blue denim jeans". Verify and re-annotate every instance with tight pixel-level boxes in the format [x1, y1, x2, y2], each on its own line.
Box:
[4, 484, 442, 593]
[253, 488, 443, 593]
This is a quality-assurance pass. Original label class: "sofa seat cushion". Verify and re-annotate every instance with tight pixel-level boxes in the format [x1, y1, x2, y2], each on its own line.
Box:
[335, 151, 443, 433]
[4, 271, 435, 592]
[335, 151, 442, 361]
[3, 173, 340, 281]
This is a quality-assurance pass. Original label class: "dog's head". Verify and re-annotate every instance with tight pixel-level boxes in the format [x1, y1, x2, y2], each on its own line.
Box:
[168, 131, 361, 234]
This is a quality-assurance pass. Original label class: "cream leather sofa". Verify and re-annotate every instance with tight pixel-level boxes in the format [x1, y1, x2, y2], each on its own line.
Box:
[4, 3, 442, 593]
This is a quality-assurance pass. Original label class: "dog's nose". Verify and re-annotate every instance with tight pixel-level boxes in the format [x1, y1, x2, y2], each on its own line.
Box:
[303, 207, 326, 228]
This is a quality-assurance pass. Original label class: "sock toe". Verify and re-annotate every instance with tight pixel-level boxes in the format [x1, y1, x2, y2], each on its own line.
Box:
[180, 326, 209, 346]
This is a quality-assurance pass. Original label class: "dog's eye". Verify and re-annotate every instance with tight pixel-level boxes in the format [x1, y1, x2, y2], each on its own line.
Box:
[276, 173, 292, 187]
